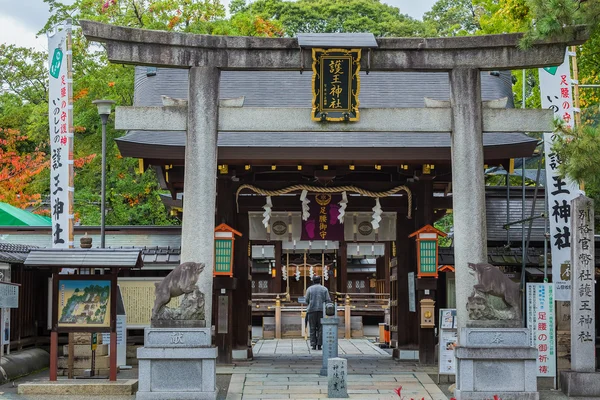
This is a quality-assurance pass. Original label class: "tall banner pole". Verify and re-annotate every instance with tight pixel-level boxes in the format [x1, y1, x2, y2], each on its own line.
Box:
[48, 21, 74, 251]
[538, 49, 580, 302]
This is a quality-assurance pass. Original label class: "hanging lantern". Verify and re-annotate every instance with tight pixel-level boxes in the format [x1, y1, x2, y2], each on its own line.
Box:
[213, 223, 242, 277]
[408, 224, 447, 278]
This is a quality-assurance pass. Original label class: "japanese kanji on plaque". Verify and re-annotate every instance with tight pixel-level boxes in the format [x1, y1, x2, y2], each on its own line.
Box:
[311, 48, 361, 122]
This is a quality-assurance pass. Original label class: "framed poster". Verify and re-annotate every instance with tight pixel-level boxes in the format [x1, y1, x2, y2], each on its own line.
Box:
[527, 282, 556, 377]
[438, 308, 458, 378]
[58, 279, 111, 328]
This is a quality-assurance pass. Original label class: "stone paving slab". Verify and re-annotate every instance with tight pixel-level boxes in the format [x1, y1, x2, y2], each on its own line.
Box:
[227, 371, 445, 400]
[253, 339, 390, 358]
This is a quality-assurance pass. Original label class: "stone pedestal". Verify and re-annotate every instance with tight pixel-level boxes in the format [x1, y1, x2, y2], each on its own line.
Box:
[136, 328, 217, 400]
[455, 328, 538, 400]
[320, 318, 339, 376]
[328, 357, 349, 398]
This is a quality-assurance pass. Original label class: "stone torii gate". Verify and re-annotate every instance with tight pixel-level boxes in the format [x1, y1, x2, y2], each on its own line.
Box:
[81, 20, 586, 396]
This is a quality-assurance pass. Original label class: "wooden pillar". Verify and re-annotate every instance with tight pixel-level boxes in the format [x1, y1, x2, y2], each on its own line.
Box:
[50, 268, 58, 381]
[275, 295, 282, 339]
[233, 210, 251, 357]
[396, 191, 418, 348]
[215, 178, 237, 363]
[274, 242, 282, 294]
[339, 242, 348, 295]
[415, 177, 436, 364]
[214, 277, 235, 364]
[384, 242, 391, 294]
[109, 269, 118, 381]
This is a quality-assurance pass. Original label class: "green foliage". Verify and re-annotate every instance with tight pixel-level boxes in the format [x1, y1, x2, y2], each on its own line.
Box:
[239, 0, 429, 37]
[521, 0, 600, 48]
[423, 0, 483, 36]
[434, 213, 453, 247]
[552, 125, 600, 228]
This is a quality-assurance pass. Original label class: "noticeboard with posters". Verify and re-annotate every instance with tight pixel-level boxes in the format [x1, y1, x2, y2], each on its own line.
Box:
[438, 308, 458, 378]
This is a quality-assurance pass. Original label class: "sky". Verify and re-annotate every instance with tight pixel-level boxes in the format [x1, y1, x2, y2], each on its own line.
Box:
[0, 0, 437, 52]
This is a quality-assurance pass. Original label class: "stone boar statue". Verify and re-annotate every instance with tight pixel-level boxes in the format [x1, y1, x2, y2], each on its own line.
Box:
[152, 262, 204, 320]
[468, 262, 520, 315]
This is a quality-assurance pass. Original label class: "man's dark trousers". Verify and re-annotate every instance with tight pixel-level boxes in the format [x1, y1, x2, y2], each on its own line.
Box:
[308, 311, 323, 347]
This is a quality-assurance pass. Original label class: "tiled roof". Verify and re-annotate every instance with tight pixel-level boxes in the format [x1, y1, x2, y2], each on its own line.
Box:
[0, 242, 37, 264]
[116, 67, 534, 160]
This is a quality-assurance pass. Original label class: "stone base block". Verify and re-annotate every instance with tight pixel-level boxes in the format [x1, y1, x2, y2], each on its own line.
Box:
[63, 344, 109, 357]
[456, 328, 538, 400]
[232, 349, 252, 360]
[455, 390, 538, 400]
[136, 327, 217, 400]
[136, 391, 218, 399]
[560, 370, 600, 397]
[58, 355, 110, 369]
[18, 379, 137, 395]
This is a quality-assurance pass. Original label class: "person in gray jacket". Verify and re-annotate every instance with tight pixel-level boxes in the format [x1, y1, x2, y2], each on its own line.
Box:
[305, 276, 331, 350]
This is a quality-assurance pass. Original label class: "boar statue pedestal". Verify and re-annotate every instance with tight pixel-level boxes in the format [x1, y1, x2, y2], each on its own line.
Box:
[455, 263, 538, 400]
[137, 262, 217, 400]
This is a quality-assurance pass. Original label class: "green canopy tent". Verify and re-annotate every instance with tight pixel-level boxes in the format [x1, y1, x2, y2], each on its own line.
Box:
[0, 202, 51, 226]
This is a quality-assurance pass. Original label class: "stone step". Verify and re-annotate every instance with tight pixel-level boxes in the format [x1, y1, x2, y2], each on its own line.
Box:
[18, 379, 137, 395]
[58, 355, 110, 369]
[63, 344, 109, 357]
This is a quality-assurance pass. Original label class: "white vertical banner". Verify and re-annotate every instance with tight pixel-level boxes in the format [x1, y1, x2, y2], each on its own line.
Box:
[527, 283, 556, 377]
[48, 22, 74, 249]
[539, 49, 580, 301]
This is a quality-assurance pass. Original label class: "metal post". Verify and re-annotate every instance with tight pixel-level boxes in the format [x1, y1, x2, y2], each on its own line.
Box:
[100, 113, 108, 249]
[522, 69, 526, 109]
[521, 158, 526, 327]
[506, 170, 510, 245]
[544, 186, 549, 282]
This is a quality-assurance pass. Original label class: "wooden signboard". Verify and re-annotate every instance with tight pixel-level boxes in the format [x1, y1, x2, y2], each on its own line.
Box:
[311, 48, 361, 122]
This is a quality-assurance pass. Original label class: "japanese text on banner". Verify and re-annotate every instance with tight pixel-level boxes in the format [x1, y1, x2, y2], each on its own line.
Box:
[48, 24, 74, 249]
[539, 49, 580, 301]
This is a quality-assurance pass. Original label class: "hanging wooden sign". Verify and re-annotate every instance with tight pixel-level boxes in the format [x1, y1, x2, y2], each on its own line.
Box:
[311, 48, 361, 122]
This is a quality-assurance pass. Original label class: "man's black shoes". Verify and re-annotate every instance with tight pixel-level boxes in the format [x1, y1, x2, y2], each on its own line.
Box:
[311, 346, 316, 350]
[317, 345, 322, 350]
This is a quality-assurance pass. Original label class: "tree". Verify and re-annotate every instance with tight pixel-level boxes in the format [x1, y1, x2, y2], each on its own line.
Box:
[0, 129, 47, 208]
[423, 0, 484, 36]
[552, 125, 600, 229]
[522, 0, 600, 47]
[237, 0, 429, 37]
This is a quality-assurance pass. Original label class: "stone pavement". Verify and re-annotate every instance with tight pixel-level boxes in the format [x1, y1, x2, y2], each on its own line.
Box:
[225, 339, 445, 400]
[252, 339, 390, 357]
[0, 339, 571, 400]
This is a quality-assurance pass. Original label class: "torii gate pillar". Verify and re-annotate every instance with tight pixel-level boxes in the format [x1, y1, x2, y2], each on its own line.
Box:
[181, 66, 221, 327]
[449, 68, 486, 329]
